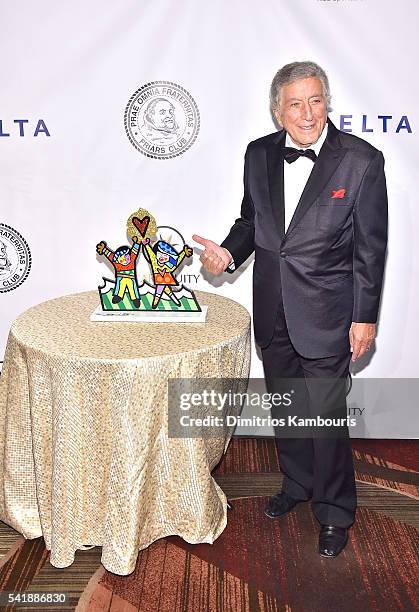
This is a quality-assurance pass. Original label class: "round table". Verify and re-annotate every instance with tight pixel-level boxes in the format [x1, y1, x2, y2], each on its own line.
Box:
[0, 290, 250, 575]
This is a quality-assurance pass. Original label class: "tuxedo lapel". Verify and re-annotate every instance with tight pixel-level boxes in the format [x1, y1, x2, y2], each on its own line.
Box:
[266, 129, 286, 236]
[286, 119, 347, 235]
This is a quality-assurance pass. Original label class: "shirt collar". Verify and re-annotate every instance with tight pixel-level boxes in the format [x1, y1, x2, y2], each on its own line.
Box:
[285, 122, 328, 155]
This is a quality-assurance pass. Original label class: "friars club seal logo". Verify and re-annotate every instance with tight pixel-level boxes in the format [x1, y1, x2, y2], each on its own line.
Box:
[124, 81, 200, 159]
[0, 224, 31, 292]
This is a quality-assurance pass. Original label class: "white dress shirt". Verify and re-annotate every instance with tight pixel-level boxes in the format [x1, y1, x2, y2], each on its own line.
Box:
[226, 124, 328, 269]
[284, 124, 328, 231]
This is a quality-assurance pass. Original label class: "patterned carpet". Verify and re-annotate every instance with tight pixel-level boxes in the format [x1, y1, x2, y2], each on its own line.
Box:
[0, 439, 418, 611]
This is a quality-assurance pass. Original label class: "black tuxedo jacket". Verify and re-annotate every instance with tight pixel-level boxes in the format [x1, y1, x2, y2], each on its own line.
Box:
[221, 118, 388, 358]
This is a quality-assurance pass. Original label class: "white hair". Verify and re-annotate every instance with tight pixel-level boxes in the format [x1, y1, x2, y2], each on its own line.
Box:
[270, 61, 332, 112]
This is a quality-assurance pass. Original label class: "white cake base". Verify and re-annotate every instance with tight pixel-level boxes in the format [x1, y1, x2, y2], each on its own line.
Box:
[90, 304, 208, 323]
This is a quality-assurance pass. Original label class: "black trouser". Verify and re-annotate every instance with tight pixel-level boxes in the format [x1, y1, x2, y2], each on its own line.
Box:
[261, 307, 357, 528]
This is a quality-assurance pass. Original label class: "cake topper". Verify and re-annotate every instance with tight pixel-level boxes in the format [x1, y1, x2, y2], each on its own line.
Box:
[92, 208, 205, 321]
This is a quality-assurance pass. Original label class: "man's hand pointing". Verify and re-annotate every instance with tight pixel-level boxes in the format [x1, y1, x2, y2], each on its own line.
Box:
[192, 234, 233, 276]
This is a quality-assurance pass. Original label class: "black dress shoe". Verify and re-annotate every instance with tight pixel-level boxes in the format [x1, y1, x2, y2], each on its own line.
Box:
[264, 491, 302, 518]
[319, 525, 348, 558]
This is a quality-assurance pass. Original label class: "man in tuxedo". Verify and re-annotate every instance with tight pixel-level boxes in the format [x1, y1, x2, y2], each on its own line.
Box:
[193, 61, 388, 557]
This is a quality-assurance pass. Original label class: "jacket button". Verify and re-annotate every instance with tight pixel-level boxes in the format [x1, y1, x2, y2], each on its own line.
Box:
[280, 251, 287, 258]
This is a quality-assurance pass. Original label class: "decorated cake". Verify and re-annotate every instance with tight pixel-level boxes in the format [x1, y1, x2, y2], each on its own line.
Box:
[90, 208, 206, 322]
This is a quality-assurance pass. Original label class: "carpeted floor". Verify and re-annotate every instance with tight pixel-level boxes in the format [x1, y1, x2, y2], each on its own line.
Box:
[0, 439, 418, 611]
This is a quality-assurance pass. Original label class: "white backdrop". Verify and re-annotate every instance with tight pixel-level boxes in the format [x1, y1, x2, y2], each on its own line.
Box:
[1, 0, 418, 436]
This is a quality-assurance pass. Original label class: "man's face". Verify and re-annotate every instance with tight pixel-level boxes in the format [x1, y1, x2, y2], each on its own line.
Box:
[274, 77, 327, 147]
[151, 101, 176, 130]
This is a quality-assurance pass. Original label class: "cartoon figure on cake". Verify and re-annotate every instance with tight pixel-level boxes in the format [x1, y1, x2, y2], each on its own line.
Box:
[94, 209, 202, 316]
[96, 236, 141, 307]
[142, 237, 192, 309]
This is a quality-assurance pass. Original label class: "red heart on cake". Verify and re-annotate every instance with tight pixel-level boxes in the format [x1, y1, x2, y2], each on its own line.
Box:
[132, 216, 150, 237]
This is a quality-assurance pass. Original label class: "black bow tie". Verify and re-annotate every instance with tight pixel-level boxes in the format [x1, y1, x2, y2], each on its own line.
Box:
[284, 147, 317, 164]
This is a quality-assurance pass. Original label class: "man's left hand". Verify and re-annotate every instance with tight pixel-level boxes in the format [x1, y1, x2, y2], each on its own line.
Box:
[349, 322, 376, 362]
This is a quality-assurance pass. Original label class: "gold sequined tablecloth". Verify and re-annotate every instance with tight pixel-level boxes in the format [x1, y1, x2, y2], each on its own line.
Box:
[0, 290, 251, 575]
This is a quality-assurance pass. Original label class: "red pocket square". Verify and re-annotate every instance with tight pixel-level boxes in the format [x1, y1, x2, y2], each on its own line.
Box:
[331, 188, 346, 199]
